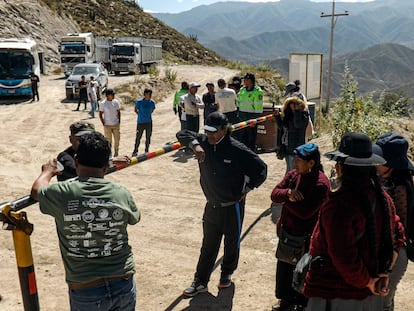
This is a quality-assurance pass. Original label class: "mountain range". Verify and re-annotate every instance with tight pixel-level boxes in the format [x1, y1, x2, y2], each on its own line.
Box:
[270, 43, 414, 99]
[153, 0, 414, 99]
[153, 0, 414, 62]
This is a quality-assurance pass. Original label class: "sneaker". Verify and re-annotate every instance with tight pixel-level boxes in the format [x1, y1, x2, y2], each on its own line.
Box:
[218, 274, 232, 289]
[183, 280, 207, 297]
[272, 300, 293, 311]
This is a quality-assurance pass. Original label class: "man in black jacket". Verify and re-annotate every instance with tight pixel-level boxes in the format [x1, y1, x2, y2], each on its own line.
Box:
[202, 82, 216, 124]
[57, 121, 95, 181]
[177, 111, 267, 297]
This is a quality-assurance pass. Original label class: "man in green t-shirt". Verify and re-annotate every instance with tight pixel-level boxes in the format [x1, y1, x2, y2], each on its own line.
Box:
[31, 132, 140, 311]
[173, 81, 188, 130]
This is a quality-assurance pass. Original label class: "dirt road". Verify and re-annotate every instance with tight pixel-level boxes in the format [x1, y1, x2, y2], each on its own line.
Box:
[0, 65, 413, 310]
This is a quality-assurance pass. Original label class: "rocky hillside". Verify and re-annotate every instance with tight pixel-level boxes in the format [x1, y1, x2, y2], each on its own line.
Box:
[0, 0, 226, 73]
[0, 0, 78, 71]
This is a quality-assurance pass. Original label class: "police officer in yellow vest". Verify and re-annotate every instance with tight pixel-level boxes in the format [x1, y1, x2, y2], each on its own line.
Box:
[237, 72, 264, 151]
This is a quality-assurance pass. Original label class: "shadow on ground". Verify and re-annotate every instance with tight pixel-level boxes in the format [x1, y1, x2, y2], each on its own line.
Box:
[183, 284, 235, 311]
[164, 284, 235, 311]
[0, 96, 34, 105]
[170, 149, 195, 163]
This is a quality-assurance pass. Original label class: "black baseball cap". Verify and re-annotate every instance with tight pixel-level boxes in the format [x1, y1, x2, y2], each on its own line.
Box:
[204, 112, 229, 132]
[70, 121, 95, 136]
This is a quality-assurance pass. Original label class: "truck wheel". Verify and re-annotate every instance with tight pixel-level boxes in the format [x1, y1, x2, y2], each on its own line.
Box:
[139, 64, 146, 74]
[114, 71, 120, 75]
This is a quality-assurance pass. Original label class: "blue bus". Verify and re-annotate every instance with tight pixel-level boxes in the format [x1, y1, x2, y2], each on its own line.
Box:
[0, 38, 41, 97]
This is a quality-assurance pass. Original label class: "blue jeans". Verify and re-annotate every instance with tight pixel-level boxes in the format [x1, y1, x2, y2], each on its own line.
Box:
[89, 100, 97, 118]
[69, 277, 136, 311]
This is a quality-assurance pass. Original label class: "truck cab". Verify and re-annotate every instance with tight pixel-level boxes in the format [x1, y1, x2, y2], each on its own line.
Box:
[111, 37, 162, 75]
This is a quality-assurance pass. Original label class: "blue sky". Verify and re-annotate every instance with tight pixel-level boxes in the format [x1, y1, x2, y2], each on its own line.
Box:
[137, 0, 374, 13]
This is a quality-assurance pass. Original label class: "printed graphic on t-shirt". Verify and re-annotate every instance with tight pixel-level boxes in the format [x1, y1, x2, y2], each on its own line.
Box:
[62, 199, 126, 258]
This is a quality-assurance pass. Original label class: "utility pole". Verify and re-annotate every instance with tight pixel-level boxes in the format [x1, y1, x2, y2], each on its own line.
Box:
[321, 1, 348, 114]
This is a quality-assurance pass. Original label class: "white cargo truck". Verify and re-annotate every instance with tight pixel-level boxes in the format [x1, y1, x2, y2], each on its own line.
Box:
[111, 37, 162, 75]
[59, 33, 112, 77]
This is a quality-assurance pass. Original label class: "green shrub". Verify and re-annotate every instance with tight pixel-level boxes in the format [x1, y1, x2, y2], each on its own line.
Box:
[188, 34, 198, 42]
[148, 64, 159, 78]
[164, 67, 177, 83]
[256, 62, 272, 73]
[331, 63, 393, 147]
[118, 94, 135, 106]
[378, 91, 411, 117]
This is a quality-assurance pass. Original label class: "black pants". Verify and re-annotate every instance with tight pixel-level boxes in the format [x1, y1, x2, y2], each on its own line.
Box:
[77, 95, 87, 110]
[31, 86, 39, 101]
[238, 112, 259, 152]
[133, 122, 152, 153]
[194, 201, 245, 284]
[276, 260, 308, 306]
[186, 114, 200, 133]
[224, 111, 240, 125]
[225, 111, 242, 141]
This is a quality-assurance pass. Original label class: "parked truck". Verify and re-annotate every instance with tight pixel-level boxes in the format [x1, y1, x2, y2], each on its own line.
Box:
[59, 33, 112, 77]
[111, 37, 162, 75]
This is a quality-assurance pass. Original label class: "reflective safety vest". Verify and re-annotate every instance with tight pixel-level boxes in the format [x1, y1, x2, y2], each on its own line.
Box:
[237, 85, 264, 114]
[173, 88, 187, 109]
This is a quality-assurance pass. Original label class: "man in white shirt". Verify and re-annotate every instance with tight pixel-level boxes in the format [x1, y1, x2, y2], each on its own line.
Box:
[182, 82, 204, 133]
[99, 89, 121, 156]
[215, 78, 239, 125]
[87, 76, 99, 118]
